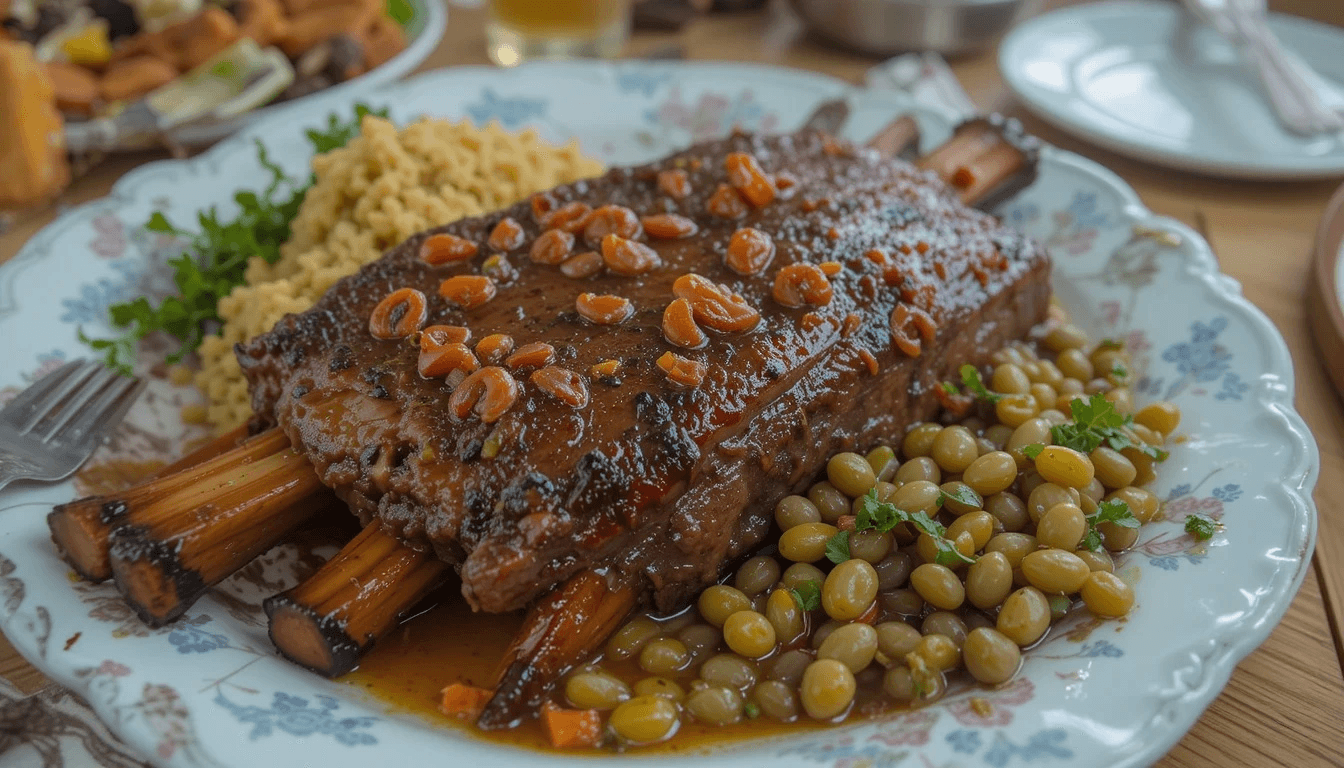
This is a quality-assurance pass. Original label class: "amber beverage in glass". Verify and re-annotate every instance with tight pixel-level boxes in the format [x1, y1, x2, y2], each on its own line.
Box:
[486, 0, 631, 67]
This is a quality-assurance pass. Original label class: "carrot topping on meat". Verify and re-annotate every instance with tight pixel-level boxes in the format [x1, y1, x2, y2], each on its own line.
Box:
[601, 234, 661, 276]
[657, 168, 691, 199]
[662, 298, 707, 349]
[530, 229, 575, 265]
[419, 341, 479, 378]
[706, 183, 749, 220]
[542, 703, 604, 749]
[531, 366, 589, 408]
[440, 683, 493, 721]
[724, 227, 775, 276]
[439, 275, 496, 309]
[583, 205, 642, 246]
[474, 334, 515, 365]
[561, 251, 604, 279]
[725, 151, 776, 207]
[488, 217, 525, 252]
[672, 274, 760, 333]
[506, 342, 556, 371]
[576, 293, 634, 325]
[369, 288, 427, 340]
[657, 351, 707, 388]
[773, 264, 833, 308]
[541, 201, 594, 233]
[420, 234, 478, 265]
[641, 213, 698, 239]
[448, 367, 518, 423]
[890, 303, 937, 358]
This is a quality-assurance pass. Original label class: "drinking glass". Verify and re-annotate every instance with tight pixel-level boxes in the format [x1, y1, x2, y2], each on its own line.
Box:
[485, 0, 632, 67]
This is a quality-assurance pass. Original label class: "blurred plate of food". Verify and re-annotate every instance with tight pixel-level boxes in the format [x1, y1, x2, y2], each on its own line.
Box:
[0, 0, 447, 148]
[0, 61, 1317, 768]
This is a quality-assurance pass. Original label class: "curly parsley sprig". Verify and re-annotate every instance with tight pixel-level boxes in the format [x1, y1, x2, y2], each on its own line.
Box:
[82, 105, 388, 374]
[826, 489, 975, 567]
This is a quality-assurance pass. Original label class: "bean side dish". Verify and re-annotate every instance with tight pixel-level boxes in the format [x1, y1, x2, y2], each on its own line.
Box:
[485, 318, 1179, 750]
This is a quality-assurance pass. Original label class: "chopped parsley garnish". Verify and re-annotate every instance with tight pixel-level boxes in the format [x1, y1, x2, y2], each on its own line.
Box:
[825, 531, 851, 564]
[1110, 364, 1128, 381]
[1184, 513, 1218, 541]
[1052, 394, 1169, 461]
[960, 364, 1002, 403]
[1023, 443, 1045, 460]
[937, 484, 981, 510]
[1097, 338, 1124, 350]
[789, 580, 821, 611]
[743, 701, 760, 719]
[940, 381, 959, 395]
[854, 489, 975, 566]
[82, 104, 388, 374]
[1079, 499, 1140, 551]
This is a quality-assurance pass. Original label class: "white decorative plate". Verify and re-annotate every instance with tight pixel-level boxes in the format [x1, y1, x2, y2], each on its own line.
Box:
[999, 0, 1344, 180]
[0, 61, 1318, 768]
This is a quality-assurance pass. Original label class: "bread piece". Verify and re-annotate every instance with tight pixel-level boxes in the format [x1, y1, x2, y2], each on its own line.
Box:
[237, 0, 290, 49]
[100, 53, 176, 102]
[278, 0, 379, 58]
[0, 41, 70, 209]
[357, 13, 406, 70]
[45, 60, 100, 116]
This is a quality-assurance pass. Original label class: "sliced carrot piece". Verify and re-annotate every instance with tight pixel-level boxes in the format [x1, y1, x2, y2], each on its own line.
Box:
[440, 683, 493, 720]
[542, 702, 604, 748]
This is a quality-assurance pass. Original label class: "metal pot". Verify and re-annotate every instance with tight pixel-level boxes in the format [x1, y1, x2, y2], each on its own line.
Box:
[789, 0, 1043, 56]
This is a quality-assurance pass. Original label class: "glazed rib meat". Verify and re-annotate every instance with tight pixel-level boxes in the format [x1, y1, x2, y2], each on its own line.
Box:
[237, 130, 1051, 615]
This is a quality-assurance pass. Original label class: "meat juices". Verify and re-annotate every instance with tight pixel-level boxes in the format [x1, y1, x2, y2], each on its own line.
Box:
[238, 130, 1051, 616]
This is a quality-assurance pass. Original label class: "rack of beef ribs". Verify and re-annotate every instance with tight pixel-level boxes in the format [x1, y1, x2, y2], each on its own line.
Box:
[230, 116, 1048, 725]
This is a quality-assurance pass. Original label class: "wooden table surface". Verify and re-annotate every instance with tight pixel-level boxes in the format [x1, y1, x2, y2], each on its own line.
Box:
[2, 1, 1343, 765]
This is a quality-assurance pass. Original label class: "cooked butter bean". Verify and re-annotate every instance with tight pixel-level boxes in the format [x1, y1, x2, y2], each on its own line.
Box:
[800, 659, 856, 719]
[921, 611, 968, 650]
[879, 588, 925, 617]
[828, 452, 877, 497]
[1135, 401, 1181, 436]
[723, 611, 776, 658]
[991, 363, 1031, 394]
[1074, 548, 1114, 573]
[1090, 446, 1137, 489]
[965, 551, 1013, 611]
[699, 585, 752, 627]
[963, 451, 1018, 495]
[775, 495, 821, 530]
[902, 423, 942, 458]
[910, 564, 965, 610]
[808, 482, 851, 523]
[677, 623, 721, 658]
[963, 627, 1021, 684]
[931, 426, 979, 473]
[892, 480, 941, 516]
[939, 481, 983, 515]
[1108, 486, 1162, 523]
[874, 551, 914, 591]
[765, 588, 805, 643]
[1036, 503, 1087, 551]
[1028, 482, 1080, 523]
[609, 695, 679, 743]
[997, 587, 1051, 646]
[607, 616, 659, 660]
[752, 680, 799, 721]
[782, 562, 826, 590]
[876, 621, 922, 659]
[566, 671, 631, 709]
[822, 559, 879, 620]
[735, 556, 781, 595]
[1021, 549, 1090, 594]
[995, 394, 1039, 428]
[686, 684, 743, 726]
[895, 456, 942, 484]
[767, 649, 813, 687]
[912, 633, 960, 672]
[867, 445, 899, 482]
[985, 532, 1037, 568]
[1034, 446, 1095, 489]
[779, 522, 839, 563]
[640, 638, 692, 676]
[985, 492, 1029, 532]
[1081, 571, 1135, 617]
[947, 511, 994, 550]
[699, 653, 758, 690]
[849, 529, 893, 563]
[817, 622, 878, 672]
[633, 676, 685, 702]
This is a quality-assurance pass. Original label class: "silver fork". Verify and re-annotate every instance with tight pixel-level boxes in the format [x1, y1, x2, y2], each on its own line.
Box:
[0, 360, 145, 492]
